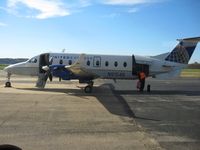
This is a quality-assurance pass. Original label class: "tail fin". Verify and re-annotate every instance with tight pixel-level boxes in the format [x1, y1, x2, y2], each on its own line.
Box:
[165, 37, 200, 64]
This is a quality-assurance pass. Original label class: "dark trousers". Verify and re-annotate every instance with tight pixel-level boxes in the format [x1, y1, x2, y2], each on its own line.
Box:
[140, 79, 145, 91]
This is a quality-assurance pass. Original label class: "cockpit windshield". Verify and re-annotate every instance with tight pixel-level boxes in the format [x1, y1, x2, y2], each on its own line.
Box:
[28, 58, 37, 63]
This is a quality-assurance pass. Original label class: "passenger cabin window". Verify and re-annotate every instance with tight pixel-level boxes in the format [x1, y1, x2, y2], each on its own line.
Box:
[114, 61, 118, 67]
[105, 61, 109, 67]
[68, 60, 72, 65]
[87, 60, 90, 66]
[123, 62, 127, 67]
[96, 61, 100, 66]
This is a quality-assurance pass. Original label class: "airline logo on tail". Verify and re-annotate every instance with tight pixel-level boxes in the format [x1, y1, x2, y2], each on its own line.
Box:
[165, 37, 200, 64]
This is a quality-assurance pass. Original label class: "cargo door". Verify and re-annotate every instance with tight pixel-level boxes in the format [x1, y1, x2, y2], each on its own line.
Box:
[132, 55, 149, 76]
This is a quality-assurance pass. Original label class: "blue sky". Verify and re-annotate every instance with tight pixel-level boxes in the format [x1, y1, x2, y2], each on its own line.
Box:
[0, 0, 200, 63]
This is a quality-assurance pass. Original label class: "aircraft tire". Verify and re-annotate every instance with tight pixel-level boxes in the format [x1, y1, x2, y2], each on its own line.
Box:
[5, 81, 11, 87]
[147, 84, 151, 92]
[84, 85, 92, 93]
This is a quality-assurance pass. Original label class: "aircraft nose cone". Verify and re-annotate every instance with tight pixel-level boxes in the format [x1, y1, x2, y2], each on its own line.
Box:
[3, 66, 9, 72]
[3, 65, 12, 73]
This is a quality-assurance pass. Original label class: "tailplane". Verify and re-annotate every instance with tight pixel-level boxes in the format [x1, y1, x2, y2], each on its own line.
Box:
[165, 37, 200, 64]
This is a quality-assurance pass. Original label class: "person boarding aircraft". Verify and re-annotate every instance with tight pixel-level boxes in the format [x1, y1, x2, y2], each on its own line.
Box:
[4, 37, 200, 93]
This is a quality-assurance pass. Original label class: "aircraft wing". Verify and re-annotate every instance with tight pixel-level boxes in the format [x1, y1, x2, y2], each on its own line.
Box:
[65, 54, 97, 78]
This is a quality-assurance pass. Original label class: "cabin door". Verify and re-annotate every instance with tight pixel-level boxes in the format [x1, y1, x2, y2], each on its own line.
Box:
[39, 53, 50, 73]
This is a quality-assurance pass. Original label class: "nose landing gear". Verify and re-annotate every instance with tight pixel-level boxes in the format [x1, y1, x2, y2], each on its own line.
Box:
[5, 73, 12, 87]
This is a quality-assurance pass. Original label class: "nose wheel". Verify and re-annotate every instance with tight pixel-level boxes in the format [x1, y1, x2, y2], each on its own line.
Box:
[5, 81, 11, 87]
[84, 81, 93, 93]
[5, 73, 12, 87]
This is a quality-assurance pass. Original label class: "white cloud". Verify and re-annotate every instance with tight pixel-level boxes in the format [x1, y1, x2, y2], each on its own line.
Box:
[102, 0, 158, 5]
[79, 0, 92, 7]
[7, 0, 70, 19]
[128, 7, 139, 13]
[100, 0, 162, 17]
[4, 0, 164, 19]
[0, 22, 7, 27]
[102, 13, 120, 18]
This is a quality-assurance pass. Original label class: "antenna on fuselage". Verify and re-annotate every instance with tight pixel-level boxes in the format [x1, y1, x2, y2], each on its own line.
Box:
[62, 49, 66, 53]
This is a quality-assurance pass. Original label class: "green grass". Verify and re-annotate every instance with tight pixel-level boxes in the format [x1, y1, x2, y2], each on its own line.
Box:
[182, 69, 200, 72]
[181, 69, 200, 78]
[0, 64, 8, 70]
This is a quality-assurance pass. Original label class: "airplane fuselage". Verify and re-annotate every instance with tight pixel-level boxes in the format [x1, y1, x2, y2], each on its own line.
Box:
[5, 52, 185, 80]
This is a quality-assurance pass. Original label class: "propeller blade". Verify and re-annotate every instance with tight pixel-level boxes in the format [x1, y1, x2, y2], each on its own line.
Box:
[49, 57, 53, 65]
[49, 73, 53, 82]
[42, 65, 53, 82]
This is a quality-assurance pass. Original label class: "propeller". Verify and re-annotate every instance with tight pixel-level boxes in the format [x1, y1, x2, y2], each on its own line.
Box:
[37, 55, 68, 88]
[42, 65, 53, 82]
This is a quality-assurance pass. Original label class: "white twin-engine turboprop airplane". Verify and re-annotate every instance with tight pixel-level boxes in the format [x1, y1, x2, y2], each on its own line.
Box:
[4, 37, 200, 93]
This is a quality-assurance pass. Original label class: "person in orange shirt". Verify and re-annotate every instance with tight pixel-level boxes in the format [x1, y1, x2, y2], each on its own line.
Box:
[138, 71, 146, 92]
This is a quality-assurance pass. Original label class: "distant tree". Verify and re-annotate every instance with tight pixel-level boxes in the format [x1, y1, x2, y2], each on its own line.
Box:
[188, 62, 200, 69]
[0, 58, 28, 64]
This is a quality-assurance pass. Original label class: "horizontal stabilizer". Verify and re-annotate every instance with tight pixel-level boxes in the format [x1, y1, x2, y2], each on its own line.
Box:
[153, 69, 182, 79]
[152, 52, 170, 60]
[177, 37, 200, 42]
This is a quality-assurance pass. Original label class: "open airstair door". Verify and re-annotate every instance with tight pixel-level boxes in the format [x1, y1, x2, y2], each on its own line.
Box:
[39, 53, 50, 73]
[132, 55, 149, 76]
[36, 53, 52, 88]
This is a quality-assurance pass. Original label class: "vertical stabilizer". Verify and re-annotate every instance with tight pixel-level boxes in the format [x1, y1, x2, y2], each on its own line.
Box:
[165, 37, 200, 64]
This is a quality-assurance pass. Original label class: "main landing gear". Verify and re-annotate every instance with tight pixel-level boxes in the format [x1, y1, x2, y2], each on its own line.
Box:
[84, 81, 94, 93]
[5, 73, 12, 87]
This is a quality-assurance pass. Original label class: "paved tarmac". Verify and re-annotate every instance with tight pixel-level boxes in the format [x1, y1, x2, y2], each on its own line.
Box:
[111, 78, 200, 150]
[0, 72, 199, 150]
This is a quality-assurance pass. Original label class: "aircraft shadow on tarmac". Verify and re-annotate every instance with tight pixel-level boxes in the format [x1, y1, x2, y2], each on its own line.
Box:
[112, 90, 200, 96]
[15, 83, 200, 122]
[15, 84, 200, 149]
[14, 84, 158, 121]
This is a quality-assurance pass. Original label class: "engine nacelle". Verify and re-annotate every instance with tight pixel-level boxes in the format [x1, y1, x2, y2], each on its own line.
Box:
[49, 64, 76, 80]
